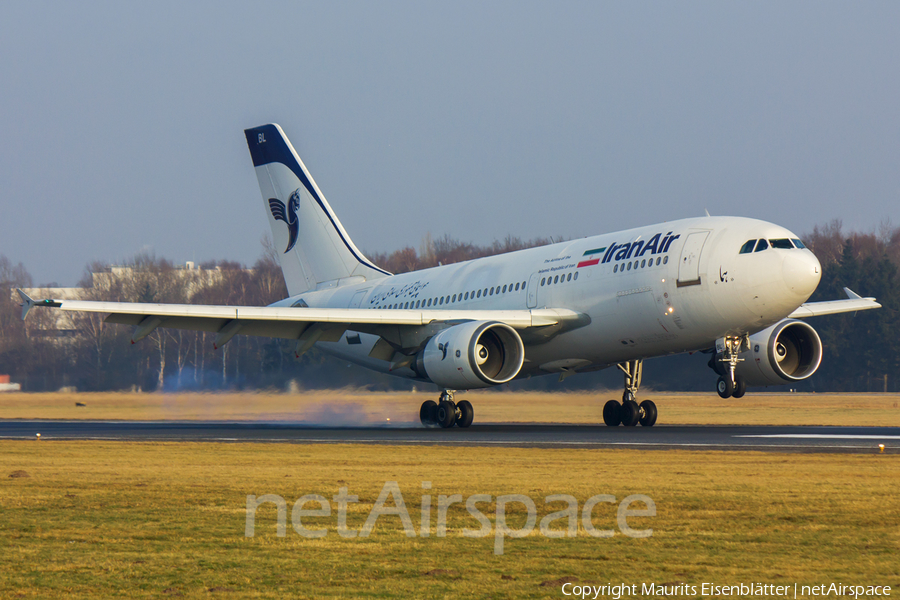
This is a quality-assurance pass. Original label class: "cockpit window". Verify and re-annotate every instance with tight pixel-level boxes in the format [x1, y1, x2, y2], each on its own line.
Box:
[754, 239, 769, 252]
[791, 238, 806, 249]
[739, 240, 756, 254]
[769, 238, 793, 249]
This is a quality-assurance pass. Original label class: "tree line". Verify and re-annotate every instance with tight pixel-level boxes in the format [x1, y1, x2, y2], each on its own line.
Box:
[0, 222, 897, 393]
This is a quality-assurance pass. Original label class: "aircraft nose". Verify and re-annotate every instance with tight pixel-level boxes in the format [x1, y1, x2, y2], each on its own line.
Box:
[782, 250, 821, 298]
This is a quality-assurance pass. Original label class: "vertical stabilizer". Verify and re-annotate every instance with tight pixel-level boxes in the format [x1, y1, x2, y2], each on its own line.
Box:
[244, 124, 390, 296]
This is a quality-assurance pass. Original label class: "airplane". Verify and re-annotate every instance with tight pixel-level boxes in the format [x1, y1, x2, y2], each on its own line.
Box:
[18, 123, 881, 429]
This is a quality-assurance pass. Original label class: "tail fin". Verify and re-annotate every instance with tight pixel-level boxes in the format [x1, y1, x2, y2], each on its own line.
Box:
[244, 124, 390, 296]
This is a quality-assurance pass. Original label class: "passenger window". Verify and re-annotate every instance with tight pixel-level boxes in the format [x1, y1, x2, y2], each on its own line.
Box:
[640, 259, 646, 268]
[792, 238, 806, 249]
[567, 273, 572, 281]
[627, 262, 632, 271]
[574, 272, 578, 280]
[663, 256, 668, 264]
[754, 239, 769, 252]
[502, 284, 507, 293]
[483, 288, 488, 296]
[740, 240, 756, 254]
[614, 264, 619, 273]
[477, 290, 482, 298]
[541, 278, 545, 286]
[553, 275, 558, 284]
[514, 283, 520, 291]
[427, 299, 432, 307]
[489, 288, 494, 296]
[770, 239, 793, 249]
[656, 257, 661, 265]
[415, 300, 420, 308]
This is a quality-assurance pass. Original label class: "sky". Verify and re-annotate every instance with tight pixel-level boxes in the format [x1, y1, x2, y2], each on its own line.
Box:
[1, 2, 898, 286]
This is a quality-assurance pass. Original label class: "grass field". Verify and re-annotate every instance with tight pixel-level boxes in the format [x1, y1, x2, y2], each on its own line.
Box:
[1, 440, 898, 599]
[1, 390, 899, 426]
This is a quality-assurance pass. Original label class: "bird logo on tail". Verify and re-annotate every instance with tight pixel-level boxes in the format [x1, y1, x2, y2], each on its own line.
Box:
[268, 189, 301, 253]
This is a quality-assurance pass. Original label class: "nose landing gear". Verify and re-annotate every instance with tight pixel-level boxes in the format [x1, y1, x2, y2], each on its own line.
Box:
[711, 335, 750, 398]
[420, 390, 474, 428]
[602, 359, 657, 427]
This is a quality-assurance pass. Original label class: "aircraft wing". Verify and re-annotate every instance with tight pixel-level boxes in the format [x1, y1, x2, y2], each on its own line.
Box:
[788, 287, 881, 318]
[16, 290, 587, 350]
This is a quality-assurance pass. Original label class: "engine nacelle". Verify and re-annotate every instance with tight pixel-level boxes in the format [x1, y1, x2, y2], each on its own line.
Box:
[415, 321, 525, 390]
[728, 319, 823, 387]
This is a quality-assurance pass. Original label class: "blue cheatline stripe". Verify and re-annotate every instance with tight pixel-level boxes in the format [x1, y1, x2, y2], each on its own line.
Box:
[582, 247, 606, 256]
[245, 125, 392, 277]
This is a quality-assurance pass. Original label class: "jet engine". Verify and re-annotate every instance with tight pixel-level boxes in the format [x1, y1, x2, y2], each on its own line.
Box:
[414, 321, 525, 390]
[723, 319, 823, 387]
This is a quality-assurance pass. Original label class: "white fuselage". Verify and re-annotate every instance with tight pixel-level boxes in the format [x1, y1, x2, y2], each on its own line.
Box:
[272, 216, 821, 382]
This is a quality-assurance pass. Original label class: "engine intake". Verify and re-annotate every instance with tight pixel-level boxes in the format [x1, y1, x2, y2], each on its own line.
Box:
[732, 319, 823, 387]
[416, 321, 525, 389]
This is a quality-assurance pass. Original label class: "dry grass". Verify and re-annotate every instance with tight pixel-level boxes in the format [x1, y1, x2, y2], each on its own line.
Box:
[0, 441, 898, 598]
[1, 390, 899, 426]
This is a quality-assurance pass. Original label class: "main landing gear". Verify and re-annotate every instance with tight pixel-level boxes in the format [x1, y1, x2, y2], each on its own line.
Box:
[420, 390, 474, 428]
[709, 335, 748, 398]
[602, 359, 657, 427]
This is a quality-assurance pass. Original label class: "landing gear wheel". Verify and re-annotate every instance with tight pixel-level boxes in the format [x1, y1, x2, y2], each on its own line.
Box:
[716, 376, 734, 398]
[603, 400, 622, 426]
[456, 400, 474, 428]
[437, 401, 457, 428]
[639, 400, 657, 427]
[419, 400, 437, 427]
[621, 400, 641, 427]
[732, 377, 747, 398]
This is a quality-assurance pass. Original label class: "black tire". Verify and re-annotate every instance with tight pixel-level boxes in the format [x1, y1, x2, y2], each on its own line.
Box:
[456, 400, 474, 428]
[708, 354, 726, 376]
[621, 400, 641, 426]
[717, 376, 734, 398]
[603, 400, 622, 426]
[437, 401, 457, 428]
[419, 400, 437, 427]
[732, 377, 747, 398]
[639, 400, 657, 427]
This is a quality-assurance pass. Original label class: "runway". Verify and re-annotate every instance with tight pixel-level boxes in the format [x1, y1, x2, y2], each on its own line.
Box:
[1, 421, 897, 453]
